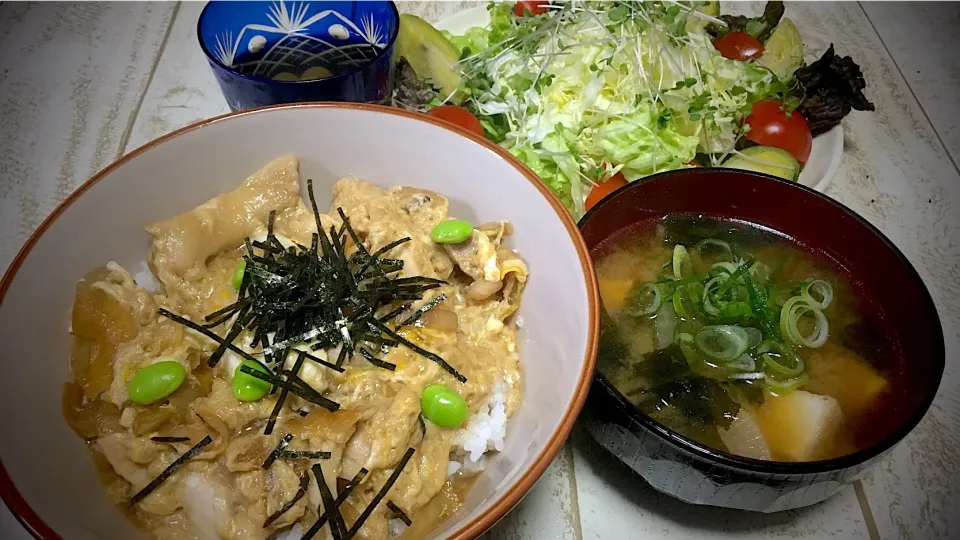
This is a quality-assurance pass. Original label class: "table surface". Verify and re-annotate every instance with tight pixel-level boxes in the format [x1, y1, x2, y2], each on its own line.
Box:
[1, 2, 958, 539]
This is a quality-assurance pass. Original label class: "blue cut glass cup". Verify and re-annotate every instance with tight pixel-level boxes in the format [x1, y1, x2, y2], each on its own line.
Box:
[197, 1, 399, 111]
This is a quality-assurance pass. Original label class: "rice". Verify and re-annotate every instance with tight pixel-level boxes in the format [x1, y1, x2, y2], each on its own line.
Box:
[447, 380, 509, 475]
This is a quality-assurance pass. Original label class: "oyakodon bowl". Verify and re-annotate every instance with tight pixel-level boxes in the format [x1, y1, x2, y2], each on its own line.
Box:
[197, 1, 399, 110]
[0, 104, 599, 539]
[577, 168, 944, 513]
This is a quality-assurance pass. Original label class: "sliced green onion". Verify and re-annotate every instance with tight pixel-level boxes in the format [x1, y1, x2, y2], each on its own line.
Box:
[749, 261, 772, 283]
[780, 296, 829, 348]
[672, 289, 689, 318]
[627, 283, 662, 316]
[695, 239, 733, 261]
[731, 371, 765, 380]
[694, 325, 750, 363]
[728, 353, 757, 372]
[763, 372, 810, 394]
[673, 244, 693, 280]
[718, 301, 752, 319]
[742, 264, 778, 338]
[711, 261, 740, 275]
[744, 327, 763, 349]
[800, 279, 833, 309]
[702, 276, 724, 316]
[757, 340, 805, 377]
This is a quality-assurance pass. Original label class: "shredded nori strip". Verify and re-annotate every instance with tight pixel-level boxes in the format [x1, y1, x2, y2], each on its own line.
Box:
[239, 364, 340, 413]
[156, 183, 466, 436]
[345, 447, 417, 539]
[398, 294, 448, 328]
[386, 501, 412, 527]
[369, 319, 466, 382]
[277, 450, 332, 460]
[297, 349, 345, 373]
[158, 309, 258, 362]
[263, 470, 311, 528]
[150, 436, 191, 443]
[301, 468, 369, 540]
[312, 463, 347, 540]
[358, 347, 397, 371]
[262, 433, 294, 469]
[128, 435, 212, 507]
[265, 351, 305, 435]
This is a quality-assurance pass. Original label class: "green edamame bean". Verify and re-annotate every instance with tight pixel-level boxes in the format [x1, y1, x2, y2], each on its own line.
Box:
[430, 219, 473, 244]
[232, 261, 247, 290]
[233, 360, 271, 402]
[128, 360, 187, 405]
[420, 384, 468, 428]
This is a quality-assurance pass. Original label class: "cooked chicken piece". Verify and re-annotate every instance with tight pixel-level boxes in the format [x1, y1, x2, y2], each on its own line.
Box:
[341, 387, 420, 477]
[92, 262, 159, 327]
[332, 180, 453, 279]
[147, 155, 301, 284]
[443, 230, 500, 283]
[96, 433, 181, 515]
[265, 461, 308, 529]
[193, 378, 274, 436]
[180, 472, 233, 540]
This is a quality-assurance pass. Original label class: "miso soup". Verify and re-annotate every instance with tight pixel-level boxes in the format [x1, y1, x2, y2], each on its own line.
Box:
[594, 215, 899, 462]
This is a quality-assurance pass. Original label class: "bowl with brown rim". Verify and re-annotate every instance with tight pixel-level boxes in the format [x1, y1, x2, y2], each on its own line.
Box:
[0, 103, 599, 539]
[577, 167, 944, 512]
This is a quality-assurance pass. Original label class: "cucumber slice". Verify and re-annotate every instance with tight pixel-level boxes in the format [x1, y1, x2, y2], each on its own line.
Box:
[756, 18, 803, 81]
[395, 14, 463, 103]
[721, 146, 800, 181]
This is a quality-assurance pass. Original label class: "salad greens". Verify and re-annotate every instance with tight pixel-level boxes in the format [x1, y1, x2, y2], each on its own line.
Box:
[393, 1, 873, 217]
[443, 1, 791, 217]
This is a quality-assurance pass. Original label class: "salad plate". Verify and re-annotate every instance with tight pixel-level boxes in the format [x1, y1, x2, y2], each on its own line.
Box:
[432, 5, 845, 194]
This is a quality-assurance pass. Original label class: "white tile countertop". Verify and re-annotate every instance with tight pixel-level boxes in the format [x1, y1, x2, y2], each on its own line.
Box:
[1, 1, 958, 539]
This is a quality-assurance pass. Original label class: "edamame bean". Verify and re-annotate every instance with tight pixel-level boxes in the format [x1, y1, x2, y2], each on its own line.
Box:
[128, 360, 187, 405]
[233, 360, 271, 402]
[430, 219, 473, 244]
[232, 261, 246, 290]
[420, 384, 468, 428]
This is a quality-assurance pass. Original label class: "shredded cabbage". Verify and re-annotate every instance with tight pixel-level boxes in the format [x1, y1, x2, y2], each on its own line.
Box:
[448, 1, 789, 217]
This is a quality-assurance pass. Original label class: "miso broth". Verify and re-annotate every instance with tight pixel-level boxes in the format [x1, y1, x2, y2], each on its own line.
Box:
[595, 215, 898, 462]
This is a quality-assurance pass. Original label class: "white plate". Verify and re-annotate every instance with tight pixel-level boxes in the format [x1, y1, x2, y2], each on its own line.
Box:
[435, 6, 844, 193]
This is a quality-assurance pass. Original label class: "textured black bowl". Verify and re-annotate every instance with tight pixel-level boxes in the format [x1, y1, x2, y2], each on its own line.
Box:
[577, 168, 944, 512]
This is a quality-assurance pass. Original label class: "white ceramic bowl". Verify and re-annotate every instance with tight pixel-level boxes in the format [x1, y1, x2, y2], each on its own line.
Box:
[0, 104, 599, 539]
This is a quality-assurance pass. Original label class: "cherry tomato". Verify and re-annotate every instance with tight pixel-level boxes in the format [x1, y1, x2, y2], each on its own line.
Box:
[743, 100, 813, 164]
[514, 1, 549, 16]
[585, 172, 628, 212]
[713, 32, 765, 61]
[426, 105, 485, 138]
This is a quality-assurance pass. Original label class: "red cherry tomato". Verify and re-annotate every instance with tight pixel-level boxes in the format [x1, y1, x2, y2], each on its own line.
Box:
[514, 1, 549, 16]
[743, 100, 813, 164]
[585, 172, 628, 212]
[426, 105, 485, 138]
[713, 32, 765, 61]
